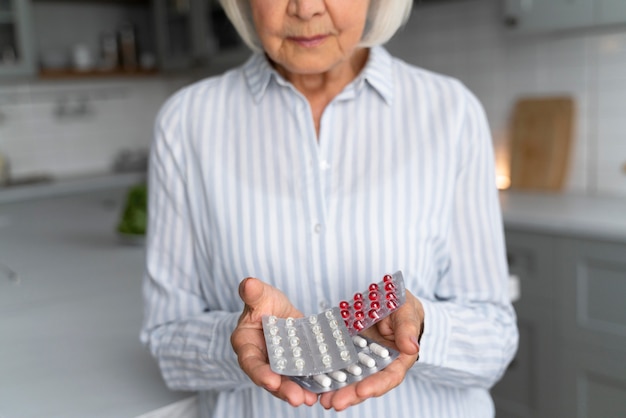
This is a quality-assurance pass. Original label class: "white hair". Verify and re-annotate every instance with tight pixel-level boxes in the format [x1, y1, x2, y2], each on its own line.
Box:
[217, 0, 414, 52]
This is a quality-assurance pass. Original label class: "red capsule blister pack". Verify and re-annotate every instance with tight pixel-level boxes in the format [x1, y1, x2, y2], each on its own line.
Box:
[338, 271, 406, 336]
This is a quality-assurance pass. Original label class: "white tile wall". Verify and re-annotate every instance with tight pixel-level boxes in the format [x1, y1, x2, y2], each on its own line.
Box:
[387, 0, 626, 196]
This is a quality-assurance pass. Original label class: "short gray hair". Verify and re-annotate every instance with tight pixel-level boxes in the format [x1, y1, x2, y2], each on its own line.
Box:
[218, 0, 414, 52]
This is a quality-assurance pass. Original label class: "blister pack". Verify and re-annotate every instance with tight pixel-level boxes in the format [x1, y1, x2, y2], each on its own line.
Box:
[290, 335, 400, 393]
[261, 271, 407, 391]
[338, 271, 406, 336]
[262, 308, 358, 376]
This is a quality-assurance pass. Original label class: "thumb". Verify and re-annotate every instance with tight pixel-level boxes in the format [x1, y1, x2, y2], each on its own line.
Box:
[392, 296, 423, 356]
[239, 277, 266, 307]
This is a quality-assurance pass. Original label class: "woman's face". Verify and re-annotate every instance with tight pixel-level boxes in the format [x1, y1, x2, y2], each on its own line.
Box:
[250, 0, 370, 76]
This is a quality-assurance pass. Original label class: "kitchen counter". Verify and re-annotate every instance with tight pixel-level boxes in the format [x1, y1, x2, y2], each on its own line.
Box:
[500, 190, 626, 243]
[0, 186, 190, 418]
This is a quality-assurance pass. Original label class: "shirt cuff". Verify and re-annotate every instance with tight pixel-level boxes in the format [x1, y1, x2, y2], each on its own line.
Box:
[416, 298, 452, 368]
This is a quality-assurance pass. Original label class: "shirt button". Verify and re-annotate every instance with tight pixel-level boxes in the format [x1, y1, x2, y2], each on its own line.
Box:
[319, 300, 329, 310]
[320, 160, 331, 170]
[314, 223, 322, 234]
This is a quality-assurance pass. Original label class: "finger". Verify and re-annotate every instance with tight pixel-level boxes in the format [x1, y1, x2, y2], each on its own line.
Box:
[389, 295, 423, 355]
[239, 277, 266, 311]
[235, 341, 282, 391]
[319, 353, 417, 411]
[270, 377, 319, 407]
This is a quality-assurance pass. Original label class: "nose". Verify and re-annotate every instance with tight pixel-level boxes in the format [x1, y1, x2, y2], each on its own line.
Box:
[288, 0, 325, 20]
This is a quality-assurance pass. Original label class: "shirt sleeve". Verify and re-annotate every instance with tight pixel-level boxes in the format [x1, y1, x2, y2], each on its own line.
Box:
[139, 92, 252, 392]
[409, 85, 519, 389]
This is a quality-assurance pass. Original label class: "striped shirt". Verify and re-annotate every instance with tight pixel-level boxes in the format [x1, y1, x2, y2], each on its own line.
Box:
[140, 46, 518, 418]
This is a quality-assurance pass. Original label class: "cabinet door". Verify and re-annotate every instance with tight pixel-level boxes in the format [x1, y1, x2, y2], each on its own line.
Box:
[153, 0, 201, 70]
[558, 238, 626, 352]
[560, 346, 626, 418]
[503, 0, 594, 33]
[505, 229, 556, 304]
[0, 0, 35, 76]
[492, 303, 558, 418]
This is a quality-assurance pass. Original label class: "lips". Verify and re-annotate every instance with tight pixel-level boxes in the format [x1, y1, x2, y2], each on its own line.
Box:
[288, 35, 327, 48]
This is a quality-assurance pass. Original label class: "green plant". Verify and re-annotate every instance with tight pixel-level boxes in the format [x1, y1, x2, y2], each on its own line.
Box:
[117, 183, 147, 235]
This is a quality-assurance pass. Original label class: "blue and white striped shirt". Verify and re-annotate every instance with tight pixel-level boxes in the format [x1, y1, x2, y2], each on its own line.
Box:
[141, 46, 518, 418]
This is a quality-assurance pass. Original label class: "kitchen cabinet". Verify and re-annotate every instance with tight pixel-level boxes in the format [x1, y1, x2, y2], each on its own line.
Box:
[503, 0, 626, 34]
[153, 0, 246, 71]
[0, 0, 35, 76]
[557, 238, 626, 417]
[492, 224, 626, 418]
[491, 230, 559, 418]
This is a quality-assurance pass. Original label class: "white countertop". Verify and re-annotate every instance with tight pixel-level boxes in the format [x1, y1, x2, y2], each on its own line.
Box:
[500, 190, 626, 243]
[0, 187, 190, 418]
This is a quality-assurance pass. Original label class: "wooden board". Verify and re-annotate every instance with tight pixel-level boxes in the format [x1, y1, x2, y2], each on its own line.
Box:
[509, 97, 575, 191]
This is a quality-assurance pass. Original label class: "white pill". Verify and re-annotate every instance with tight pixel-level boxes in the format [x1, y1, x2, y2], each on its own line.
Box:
[295, 359, 305, 370]
[276, 358, 287, 370]
[309, 315, 318, 324]
[267, 315, 277, 325]
[273, 346, 284, 357]
[311, 325, 322, 335]
[316, 333, 325, 343]
[329, 370, 348, 383]
[352, 335, 367, 348]
[369, 342, 390, 358]
[358, 352, 376, 368]
[318, 343, 328, 354]
[287, 327, 297, 337]
[286, 317, 295, 326]
[292, 346, 303, 358]
[328, 319, 339, 329]
[325, 310, 335, 319]
[289, 336, 300, 347]
[269, 326, 279, 336]
[313, 374, 332, 388]
[340, 350, 351, 361]
[321, 354, 332, 366]
[346, 364, 362, 376]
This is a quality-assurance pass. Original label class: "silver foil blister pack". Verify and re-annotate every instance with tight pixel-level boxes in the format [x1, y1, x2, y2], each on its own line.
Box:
[262, 308, 358, 376]
[262, 271, 407, 391]
[291, 335, 400, 393]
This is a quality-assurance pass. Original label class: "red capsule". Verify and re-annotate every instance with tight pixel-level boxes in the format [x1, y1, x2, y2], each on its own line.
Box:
[370, 301, 380, 310]
[354, 292, 363, 302]
[384, 282, 396, 292]
[339, 300, 350, 310]
[383, 274, 393, 283]
[354, 301, 363, 311]
[353, 320, 365, 331]
[386, 300, 398, 310]
[368, 309, 380, 320]
[386, 292, 397, 301]
[368, 291, 379, 301]
[368, 283, 379, 292]
[340, 310, 351, 319]
[354, 310, 365, 321]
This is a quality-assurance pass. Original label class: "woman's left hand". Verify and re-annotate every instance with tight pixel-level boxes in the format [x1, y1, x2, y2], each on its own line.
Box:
[318, 290, 424, 411]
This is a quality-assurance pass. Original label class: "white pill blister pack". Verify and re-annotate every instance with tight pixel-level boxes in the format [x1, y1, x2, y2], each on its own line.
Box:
[262, 308, 358, 376]
[291, 335, 400, 393]
[262, 271, 407, 393]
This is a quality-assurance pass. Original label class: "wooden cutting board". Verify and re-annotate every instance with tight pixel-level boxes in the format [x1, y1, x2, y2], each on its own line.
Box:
[509, 96, 575, 191]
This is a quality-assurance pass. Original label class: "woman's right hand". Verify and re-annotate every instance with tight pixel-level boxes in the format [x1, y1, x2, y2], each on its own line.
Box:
[231, 277, 319, 407]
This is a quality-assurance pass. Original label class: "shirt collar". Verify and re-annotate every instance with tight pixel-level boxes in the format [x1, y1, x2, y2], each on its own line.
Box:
[243, 46, 394, 105]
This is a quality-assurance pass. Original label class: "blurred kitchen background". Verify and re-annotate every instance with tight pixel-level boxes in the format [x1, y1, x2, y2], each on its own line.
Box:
[1, 1, 626, 418]
[0, 0, 625, 195]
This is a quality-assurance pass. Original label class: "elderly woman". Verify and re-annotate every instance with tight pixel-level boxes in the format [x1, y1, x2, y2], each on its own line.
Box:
[140, 0, 519, 416]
